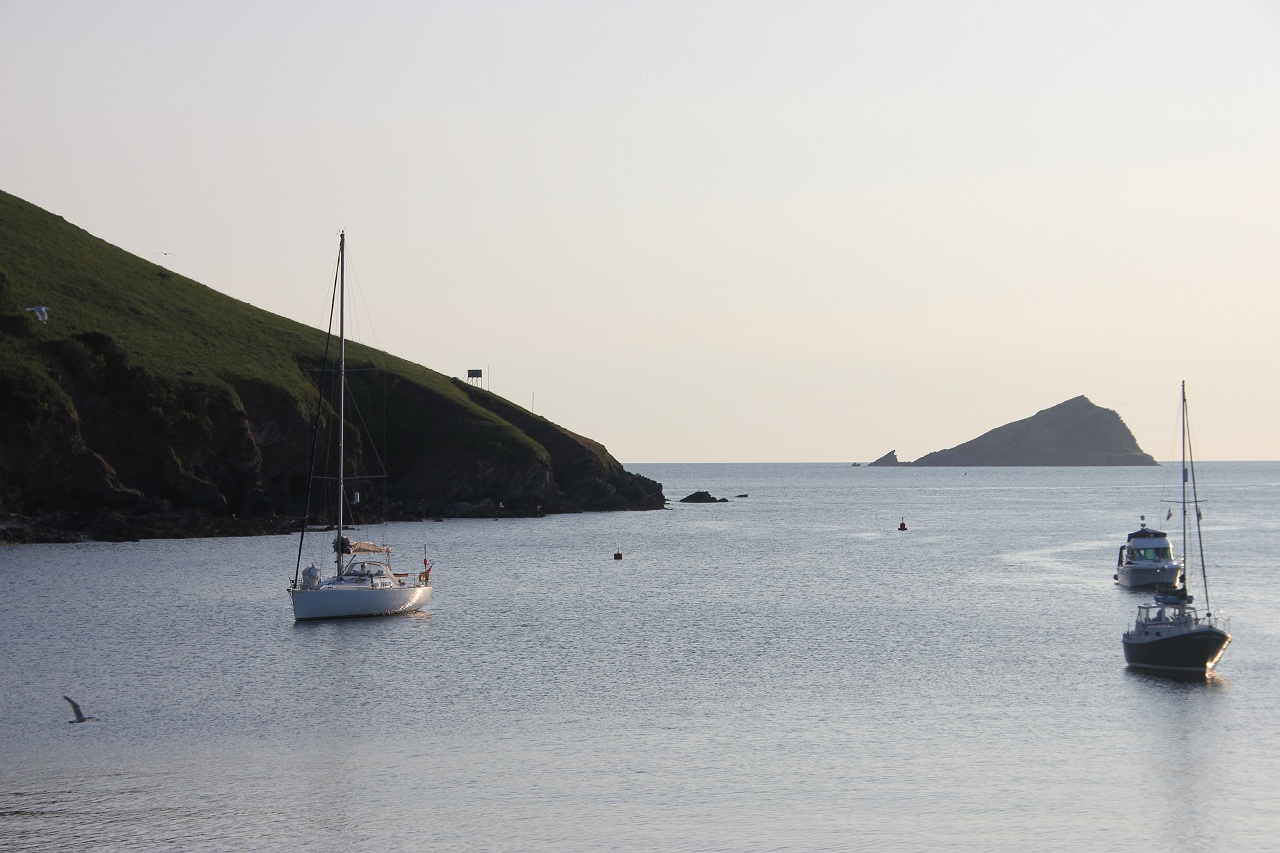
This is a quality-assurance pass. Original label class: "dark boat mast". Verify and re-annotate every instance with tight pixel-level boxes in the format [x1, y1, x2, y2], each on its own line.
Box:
[1181, 380, 1188, 598]
[292, 233, 345, 589]
[336, 231, 347, 578]
[1183, 380, 1213, 615]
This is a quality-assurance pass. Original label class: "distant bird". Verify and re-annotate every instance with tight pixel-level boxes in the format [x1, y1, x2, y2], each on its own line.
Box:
[25, 306, 48, 322]
[63, 695, 99, 723]
[157, 251, 172, 256]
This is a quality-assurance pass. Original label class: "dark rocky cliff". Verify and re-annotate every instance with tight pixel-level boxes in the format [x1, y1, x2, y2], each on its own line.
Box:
[0, 190, 664, 542]
[910, 396, 1157, 466]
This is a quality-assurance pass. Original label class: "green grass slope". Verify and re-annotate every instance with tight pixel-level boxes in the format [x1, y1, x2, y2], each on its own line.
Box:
[0, 190, 663, 540]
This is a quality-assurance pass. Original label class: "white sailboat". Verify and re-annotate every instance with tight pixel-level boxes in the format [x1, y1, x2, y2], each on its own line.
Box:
[288, 232, 433, 620]
[1121, 381, 1229, 673]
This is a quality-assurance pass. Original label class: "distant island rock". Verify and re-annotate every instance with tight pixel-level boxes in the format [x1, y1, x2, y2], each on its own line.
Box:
[679, 491, 728, 503]
[870, 396, 1158, 467]
[867, 450, 908, 467]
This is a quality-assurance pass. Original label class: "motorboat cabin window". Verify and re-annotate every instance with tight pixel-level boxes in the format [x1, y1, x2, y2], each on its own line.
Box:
[1127, 546, 1172, 561]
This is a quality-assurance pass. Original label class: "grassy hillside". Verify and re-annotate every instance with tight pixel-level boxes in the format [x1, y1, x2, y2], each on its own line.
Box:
[0, 190, 662, 540]
[0, 189, 538, 455]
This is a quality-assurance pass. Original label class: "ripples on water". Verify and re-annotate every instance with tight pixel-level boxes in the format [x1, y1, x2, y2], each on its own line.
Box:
[3, 463, 1279, 851]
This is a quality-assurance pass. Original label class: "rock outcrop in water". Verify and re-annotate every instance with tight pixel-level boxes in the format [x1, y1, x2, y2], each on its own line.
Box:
[679, 491, 727, 503]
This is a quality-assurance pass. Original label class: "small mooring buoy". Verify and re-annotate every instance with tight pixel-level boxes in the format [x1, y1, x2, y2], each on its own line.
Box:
[898, 518, 908, 531]
[614, 550, 623, 560]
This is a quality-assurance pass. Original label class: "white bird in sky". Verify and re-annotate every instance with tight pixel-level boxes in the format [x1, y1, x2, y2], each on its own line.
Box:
[25, 306, 48, 322]
[63, 695, 100, 723]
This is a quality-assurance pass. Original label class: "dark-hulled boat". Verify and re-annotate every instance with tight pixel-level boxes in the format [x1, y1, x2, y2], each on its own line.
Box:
[1121, 382, 1230, 674]
[1122, 601, 1230, 673]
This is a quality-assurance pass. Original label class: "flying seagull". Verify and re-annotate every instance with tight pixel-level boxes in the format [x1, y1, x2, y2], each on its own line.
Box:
[63, 695, 99, 723]
[25, 306, 48, 322]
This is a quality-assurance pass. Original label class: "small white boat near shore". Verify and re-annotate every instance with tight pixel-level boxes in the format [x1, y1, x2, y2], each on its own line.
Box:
[291, 537, 433, 620]
[287, 232, 433, 620]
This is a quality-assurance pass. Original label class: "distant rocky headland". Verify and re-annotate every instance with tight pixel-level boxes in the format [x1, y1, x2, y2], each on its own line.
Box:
[0, 190, 665, 543]
[868, 396, 1157, 467]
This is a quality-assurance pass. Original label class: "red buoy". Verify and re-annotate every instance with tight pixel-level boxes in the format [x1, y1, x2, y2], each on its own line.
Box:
[898, 518, 908, 531]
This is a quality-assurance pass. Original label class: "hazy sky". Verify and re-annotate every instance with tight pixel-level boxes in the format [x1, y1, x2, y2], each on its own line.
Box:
[3, 1, 1278, 461]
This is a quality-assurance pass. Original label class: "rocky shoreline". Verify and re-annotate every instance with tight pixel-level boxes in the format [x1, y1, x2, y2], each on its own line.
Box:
[0, 495, 637, 544]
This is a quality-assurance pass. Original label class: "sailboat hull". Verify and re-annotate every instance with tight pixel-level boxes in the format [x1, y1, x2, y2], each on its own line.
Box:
[289, 585, 432, 620]
[1122, 627, 1230, 674]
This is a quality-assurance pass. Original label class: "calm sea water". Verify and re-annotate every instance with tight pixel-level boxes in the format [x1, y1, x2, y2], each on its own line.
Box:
[3, 463, 1279, 852]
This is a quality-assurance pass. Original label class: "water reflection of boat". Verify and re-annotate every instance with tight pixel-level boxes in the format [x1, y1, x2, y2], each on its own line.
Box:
[1121, 382, 1229, 674]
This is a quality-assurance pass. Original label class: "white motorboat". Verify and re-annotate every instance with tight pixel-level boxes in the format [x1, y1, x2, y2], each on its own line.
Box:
[1121, 382, 1229, 674]
[1114, 516, 1180, 588]
[288, 232, 433, 620]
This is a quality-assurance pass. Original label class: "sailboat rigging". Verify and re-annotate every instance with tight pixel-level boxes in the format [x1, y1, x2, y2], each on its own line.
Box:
[1121, 381, 1229, 674]
[287, 232, 433, 620]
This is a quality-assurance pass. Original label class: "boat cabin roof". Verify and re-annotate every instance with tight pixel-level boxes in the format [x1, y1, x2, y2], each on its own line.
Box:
[1136, 601, 1198, 618]
[340, 559, 392, 577]
[1127, 527, 1169, 542]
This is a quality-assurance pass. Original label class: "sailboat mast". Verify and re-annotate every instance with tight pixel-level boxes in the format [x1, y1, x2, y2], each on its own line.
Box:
[1185, 383, 1212, 613]
[1180, 379, 1187, 590]
[336, 231, 346, 578]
